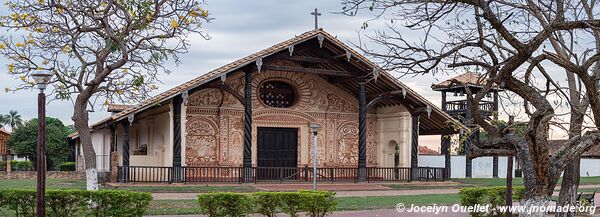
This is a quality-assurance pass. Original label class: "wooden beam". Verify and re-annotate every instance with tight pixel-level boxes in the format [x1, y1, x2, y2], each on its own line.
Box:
[263, 65, 356, 77]
[275, 54, 337, 64]
[204, 82, 244, 105]
[329, 76, 358, 84]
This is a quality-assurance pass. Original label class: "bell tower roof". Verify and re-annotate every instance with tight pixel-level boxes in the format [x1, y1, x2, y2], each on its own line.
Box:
[431, 72, 501, 91]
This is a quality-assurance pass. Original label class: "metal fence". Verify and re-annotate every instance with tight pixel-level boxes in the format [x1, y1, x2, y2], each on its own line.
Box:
[117, 166, 447, 183]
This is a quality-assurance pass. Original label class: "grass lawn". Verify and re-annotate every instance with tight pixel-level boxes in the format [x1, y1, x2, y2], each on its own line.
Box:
[0, 178, 86, 190]
[145, 194, 461, 215]
[0, 178, 257, 193]
[451, 176, 600, 187]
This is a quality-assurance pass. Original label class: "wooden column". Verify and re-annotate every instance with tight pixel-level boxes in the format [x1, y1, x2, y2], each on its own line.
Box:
[441, 91, 447, 111]
[357, 77, 367, 182]
[109, 125, 116, 176]
[172, 95, 183, 183]
[492, 90, 499, 178]
[441, 134, 451, 179]
[493, 156, 499, 178]
[243, 70, 254, 183]
[464, 128, 477, 178]
[410, 114, 420, 181]
[465, 93, 473, 178]
[121, 122, 130, 183]
[506, 155, 514, 217]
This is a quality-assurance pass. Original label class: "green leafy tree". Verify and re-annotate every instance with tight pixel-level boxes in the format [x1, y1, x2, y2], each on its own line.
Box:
[0, 0, 211, 189]
[6, 117, 73, 169]
[0, 114, 8, 129]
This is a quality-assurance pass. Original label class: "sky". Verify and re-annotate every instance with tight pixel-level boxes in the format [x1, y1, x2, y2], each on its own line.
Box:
[0, 0, 552, 150]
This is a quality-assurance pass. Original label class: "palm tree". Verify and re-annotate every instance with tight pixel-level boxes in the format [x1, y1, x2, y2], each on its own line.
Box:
[0, 115, 8, 129]
[7, 110, 22, 130]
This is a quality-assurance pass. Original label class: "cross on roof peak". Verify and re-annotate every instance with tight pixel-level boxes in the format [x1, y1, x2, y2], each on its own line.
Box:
[310, 8, 322, 30]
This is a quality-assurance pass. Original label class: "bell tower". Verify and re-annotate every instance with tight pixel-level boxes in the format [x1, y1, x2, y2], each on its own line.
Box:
[432, 72, 501, 178]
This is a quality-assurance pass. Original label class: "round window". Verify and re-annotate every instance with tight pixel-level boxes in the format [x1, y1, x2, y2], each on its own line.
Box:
[259, 81, 297, 108]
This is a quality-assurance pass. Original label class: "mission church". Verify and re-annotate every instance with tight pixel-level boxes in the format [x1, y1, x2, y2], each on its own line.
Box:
[71, 29, 465, 182]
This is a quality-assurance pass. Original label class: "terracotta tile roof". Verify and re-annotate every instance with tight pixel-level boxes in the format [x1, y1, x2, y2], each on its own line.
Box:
[87, 29, 466, 134]
[419, 146, 440, 155]
[108, 104, 133, 113]
[431, 72, 490, 90]
[548, 140, 600, 158]
[0, 128, 10, 136]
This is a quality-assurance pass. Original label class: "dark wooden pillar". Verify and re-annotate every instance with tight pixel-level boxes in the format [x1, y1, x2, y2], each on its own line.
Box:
[465, 93, 473, 178]
[492, 90, 499, 178]
[441, 91, 447, 111]
[358, 77, 367, 181]
[464, 128, 478, 178]
[121, 122, 130, 183]
[243, 70, 254, 183]
[109, 125, 116, 173]
[410, 114, 420, 181]
[441, 134, 451, 180]
[110, 125, 116, 153]
[493, 156, 499, 178]
[172, 95, 183, 183]
[506, 155, 514, 217]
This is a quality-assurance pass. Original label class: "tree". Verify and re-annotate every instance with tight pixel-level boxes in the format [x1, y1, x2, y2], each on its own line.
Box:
[6, 110, 23, 130]
[0, 115, 8, 129]
[0, 0, 211, 190]
[7, 117, 73, 169]
[341, 0, 600, 216]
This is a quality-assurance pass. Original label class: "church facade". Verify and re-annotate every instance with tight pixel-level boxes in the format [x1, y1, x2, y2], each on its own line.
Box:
[73, 29, 463, 182]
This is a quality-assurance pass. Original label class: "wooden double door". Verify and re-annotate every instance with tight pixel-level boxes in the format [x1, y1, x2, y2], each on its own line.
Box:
[256, 127, 298, 180]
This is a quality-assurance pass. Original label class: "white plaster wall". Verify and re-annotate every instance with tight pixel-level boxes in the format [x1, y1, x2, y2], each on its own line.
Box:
[419, 155, 518, 178]
[580, 158, 600, 177]
[421, 155, 600, 178]
[107, 110, 172, 168]
[88, 129, 110, 171]
[376, 105, 411, 167]
[128, 112, 171, 167]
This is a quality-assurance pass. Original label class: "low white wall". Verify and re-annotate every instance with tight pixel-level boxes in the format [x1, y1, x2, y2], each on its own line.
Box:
[580, 158, 600, 177]
[420, 155, 600, 178]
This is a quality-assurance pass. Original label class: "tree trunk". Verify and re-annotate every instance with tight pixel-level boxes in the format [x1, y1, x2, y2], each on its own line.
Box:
[515, 139, 552, 217]
[72, 96, 98, 190]
[556, 109, 584, 217]
[556, 159, 580, 217]
[521, 196, 551, 217]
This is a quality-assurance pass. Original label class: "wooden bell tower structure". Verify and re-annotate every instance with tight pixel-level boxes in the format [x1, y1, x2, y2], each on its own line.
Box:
[432, 72, 501, 178]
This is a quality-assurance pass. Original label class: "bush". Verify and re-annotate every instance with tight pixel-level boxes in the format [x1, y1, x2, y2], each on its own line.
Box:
[0, 189, 152, 217]
[198, 192, 253, 217]
[198, 191, 337, 217]
[254, 192, 281, 217]
[299, 191, 337, 217]
[459, 186, 525, 217]
[11, 160, 33, 171]
[58, 162, 76, 171]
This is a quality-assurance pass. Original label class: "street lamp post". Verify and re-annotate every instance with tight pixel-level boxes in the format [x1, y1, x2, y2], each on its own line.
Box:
[31, 71, 52, 217]
[308, 124, 320, 191]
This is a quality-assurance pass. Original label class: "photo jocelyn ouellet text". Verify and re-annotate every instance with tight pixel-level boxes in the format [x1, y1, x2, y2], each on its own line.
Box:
[395, 203, 596, 215]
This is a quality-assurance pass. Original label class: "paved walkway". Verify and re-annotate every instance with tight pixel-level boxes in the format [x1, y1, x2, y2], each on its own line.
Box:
[151, 184, 600, 200]
[152, 188, 464, 200]
[145, 208, 471, 217]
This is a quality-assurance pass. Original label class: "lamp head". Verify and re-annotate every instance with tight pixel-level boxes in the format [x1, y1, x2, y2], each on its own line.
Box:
[308, 123, 321, 133]
[31, 71, 53, 91]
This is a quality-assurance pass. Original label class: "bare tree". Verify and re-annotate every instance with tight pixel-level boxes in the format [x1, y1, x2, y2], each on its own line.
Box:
[341, 0, 600, 216]
[0, 0, 211, 190]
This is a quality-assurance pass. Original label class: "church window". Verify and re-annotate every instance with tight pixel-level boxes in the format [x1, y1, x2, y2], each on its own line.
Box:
[259, 80, 297, 108]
